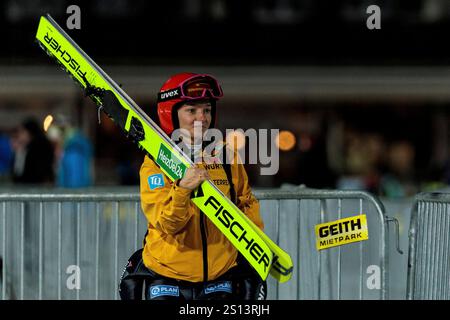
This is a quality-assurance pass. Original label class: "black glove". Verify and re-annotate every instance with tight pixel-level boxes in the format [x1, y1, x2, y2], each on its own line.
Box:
[234, 254, 267, 300]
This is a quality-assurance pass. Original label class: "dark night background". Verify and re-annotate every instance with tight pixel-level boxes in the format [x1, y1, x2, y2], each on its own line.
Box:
[0, 0, 449, 196]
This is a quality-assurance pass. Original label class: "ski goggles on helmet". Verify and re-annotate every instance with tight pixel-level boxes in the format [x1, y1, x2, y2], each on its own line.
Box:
[157, 74, 223, 102]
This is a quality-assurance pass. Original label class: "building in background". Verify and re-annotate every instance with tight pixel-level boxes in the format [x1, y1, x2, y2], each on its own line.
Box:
[0, 0, 448, 195]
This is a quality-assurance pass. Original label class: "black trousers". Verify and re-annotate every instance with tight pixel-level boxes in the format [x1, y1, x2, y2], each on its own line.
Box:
[119, 249, 267, 300]
[145, 268, 236, 300]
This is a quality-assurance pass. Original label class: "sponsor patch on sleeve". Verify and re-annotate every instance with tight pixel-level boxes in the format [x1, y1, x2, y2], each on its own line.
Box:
[148, 173, 165, 190]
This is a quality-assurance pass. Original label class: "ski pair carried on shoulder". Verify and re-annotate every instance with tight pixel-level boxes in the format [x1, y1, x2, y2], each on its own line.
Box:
[35, 14, 293, 282]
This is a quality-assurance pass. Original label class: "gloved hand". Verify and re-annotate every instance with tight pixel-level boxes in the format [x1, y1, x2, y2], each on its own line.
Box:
[234, 254, 267, 300]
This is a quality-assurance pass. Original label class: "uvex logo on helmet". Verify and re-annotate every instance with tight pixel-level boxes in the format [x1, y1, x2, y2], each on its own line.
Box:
[156, 72, 223, 136]
[158, 89, 180, 102]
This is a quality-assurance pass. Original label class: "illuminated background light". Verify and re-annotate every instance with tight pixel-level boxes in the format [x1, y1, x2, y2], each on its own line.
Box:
[225, 131, 246, 150]
[43, 114, 53, 132]
[276, 130, 296, 151]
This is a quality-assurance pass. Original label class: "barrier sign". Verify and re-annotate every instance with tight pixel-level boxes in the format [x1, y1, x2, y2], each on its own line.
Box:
[316, 214, 369, 250]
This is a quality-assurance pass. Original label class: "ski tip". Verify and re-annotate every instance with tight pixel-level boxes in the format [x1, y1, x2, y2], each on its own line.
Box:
[37, 14, 51, 31]
[42, 13, 57, 26]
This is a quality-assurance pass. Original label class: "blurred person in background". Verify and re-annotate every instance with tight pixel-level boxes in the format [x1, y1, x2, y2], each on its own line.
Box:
[336, 130, 385, 193]
[47, 114, 93, 188]
[379, 140, 418, 198]
[297, 130, 336, 188]
[0, 131, 13, 182]
[445, 159, 450, 186]
[11, 117, 54, 185]
[116, 142, 141, 185]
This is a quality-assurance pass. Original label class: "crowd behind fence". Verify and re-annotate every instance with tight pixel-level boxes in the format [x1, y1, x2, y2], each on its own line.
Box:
[0, 187, 449, 300]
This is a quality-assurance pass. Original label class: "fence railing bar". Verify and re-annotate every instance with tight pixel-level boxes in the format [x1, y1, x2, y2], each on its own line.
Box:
[38, 202, 43, 300]
[2, 202, 6, 300]
[445, 204, 450, 300]
[95, 202, 100, 300]
[296, 199, 301, 300]
[57, 202, 62, 300]
[337, 199, 342, 300]
[437, 203, 444, 299]
[114, 201, 119, 300]
[359, 199, 363, 300]
[76, 202, 81, 300]
[318, 199, 325, 299]
[20, 202, 24, 300]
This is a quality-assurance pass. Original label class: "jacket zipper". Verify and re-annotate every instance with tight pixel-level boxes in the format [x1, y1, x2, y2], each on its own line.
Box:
[199, 211, 208, 282]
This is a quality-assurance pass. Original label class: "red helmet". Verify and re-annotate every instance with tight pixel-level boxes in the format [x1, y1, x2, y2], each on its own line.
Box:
[157, 72, 223, 135]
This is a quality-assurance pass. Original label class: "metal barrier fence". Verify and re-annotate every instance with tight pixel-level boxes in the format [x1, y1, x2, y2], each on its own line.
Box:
[258, 188, 390, 300]
[407, 192, 450, 300]
[0, 187, 390, 300]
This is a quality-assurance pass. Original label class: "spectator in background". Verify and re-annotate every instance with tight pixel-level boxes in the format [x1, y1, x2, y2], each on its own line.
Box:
[0, 132, 13, 182]
[297, 131, 337, 188]
[47, 115, 93, 188]
[445, 159, 450, 185]
[380, 140, 418, 198]
[336, 131, 385, 193]
[11, 118, 54, 184]
[116, 141, 141, 185]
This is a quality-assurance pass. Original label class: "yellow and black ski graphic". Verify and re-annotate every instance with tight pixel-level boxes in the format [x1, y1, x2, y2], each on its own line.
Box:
[35, 14, 293, 282]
